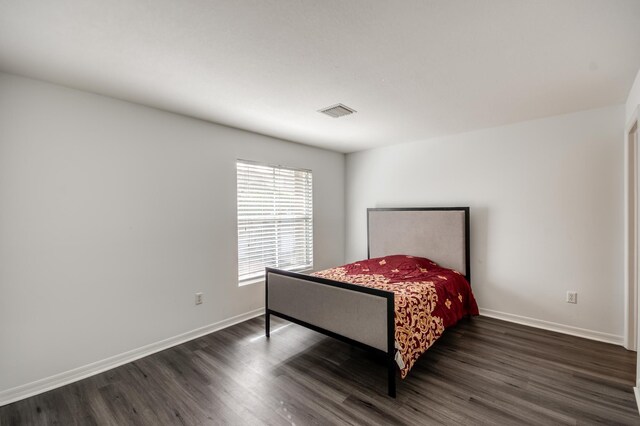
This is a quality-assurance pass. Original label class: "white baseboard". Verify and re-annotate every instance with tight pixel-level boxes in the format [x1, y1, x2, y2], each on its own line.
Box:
[635, 387, 640, 415]
[479, 308, 624, 345]
[0, 308, 265, 407]
[0, 307, 625, 407]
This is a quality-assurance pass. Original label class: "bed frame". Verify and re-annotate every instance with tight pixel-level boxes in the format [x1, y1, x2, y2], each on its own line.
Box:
[265, 207, 470, 397]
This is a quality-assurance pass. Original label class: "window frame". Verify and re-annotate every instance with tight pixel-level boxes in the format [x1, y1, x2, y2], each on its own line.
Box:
[236, 159, 314, 286]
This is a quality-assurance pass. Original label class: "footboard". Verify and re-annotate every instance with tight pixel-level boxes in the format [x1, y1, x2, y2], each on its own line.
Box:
[265, 268, 396, 397]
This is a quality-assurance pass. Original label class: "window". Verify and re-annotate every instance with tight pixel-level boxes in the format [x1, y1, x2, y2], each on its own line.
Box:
[236, 160, 313, 284]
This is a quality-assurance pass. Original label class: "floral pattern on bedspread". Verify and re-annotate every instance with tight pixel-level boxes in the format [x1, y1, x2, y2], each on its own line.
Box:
[312, 255, 479, 378]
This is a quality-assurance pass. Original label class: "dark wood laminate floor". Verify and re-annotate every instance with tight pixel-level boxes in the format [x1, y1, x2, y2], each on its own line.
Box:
[1, 316, 638, 425]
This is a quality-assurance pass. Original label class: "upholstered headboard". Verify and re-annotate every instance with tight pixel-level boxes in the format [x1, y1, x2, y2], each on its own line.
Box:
[367, 207, 470, 282]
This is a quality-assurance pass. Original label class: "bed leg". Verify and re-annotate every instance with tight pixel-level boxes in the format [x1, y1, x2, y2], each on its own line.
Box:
[388, 354, 396, 398]
[265, 312, 271, 338]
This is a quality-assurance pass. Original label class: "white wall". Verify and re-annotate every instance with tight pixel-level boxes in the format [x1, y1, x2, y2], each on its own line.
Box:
[346, 105, 624, 341]
[0, 74, 345, 399]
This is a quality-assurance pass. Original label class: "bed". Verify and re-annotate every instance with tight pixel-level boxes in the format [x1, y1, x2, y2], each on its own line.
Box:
[264, 207, 478, 397]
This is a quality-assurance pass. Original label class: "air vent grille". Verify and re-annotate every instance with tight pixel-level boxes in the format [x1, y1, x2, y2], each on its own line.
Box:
[318, 103, 357, 118]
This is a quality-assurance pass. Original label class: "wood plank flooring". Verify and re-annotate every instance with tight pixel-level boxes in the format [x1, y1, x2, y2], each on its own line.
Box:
[1, 315, 637, 425]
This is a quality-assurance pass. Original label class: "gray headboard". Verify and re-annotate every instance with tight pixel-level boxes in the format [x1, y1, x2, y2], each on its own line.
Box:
[367, 207, 470, 282]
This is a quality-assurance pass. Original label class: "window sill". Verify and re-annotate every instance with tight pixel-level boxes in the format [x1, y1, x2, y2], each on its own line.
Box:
[239, 277, 265, 287]
[238, 268, 313, 287]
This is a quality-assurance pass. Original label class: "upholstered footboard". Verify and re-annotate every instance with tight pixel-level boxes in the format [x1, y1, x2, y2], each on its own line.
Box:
[265, 268, 396, 397]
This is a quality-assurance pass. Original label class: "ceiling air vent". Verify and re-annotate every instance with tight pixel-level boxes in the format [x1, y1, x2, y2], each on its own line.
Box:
[318, 103, 357, 118]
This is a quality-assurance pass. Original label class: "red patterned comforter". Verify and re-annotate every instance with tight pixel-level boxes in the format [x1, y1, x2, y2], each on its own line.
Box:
[312, 255, 479, 378]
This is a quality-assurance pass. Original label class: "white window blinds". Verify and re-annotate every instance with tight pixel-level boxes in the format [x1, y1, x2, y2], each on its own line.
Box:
[236, 160, 313, 284]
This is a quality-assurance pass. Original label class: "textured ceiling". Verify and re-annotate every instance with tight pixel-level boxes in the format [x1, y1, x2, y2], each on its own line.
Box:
[1, 0, 640, 153]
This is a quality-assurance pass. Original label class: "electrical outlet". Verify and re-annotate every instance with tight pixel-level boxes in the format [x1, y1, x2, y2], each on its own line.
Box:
[566, 291, 577, 304]
[195, 292, 203, 305]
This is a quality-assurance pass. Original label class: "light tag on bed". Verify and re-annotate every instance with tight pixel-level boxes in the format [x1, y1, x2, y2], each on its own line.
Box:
[394, 350, 405, 369]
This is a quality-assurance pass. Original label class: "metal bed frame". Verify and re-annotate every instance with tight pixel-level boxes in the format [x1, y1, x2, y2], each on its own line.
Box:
[265, 207, 470, 397]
